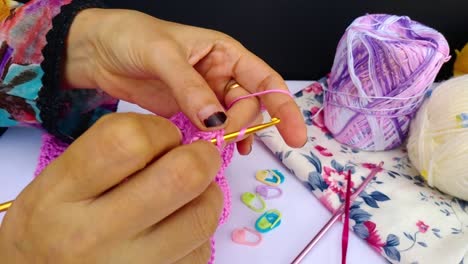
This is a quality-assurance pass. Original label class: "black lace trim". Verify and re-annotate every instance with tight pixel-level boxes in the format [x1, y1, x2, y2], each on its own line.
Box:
[38, 0, 106, 143]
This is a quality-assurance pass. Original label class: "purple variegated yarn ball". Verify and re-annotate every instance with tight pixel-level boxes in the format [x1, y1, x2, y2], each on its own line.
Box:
[324, 14, 450, 151]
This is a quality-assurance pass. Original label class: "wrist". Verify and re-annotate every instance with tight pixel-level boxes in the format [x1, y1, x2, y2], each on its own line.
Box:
[63, 8, 103, 89]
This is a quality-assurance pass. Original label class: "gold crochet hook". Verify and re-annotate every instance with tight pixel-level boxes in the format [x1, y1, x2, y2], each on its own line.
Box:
[0, 118, 281, 214]
[0, 200, 12, 213]
[210, 117, 280, 144]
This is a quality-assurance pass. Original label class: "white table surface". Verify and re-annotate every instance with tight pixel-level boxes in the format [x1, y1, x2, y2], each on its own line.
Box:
[0, 81, 385, 264]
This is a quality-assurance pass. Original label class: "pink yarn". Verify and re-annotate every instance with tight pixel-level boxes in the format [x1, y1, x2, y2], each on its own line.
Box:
[170, 112, 235, 226]
[34, 112, 235, 263]
[227, 89, 293, 109]
[34, 133, 68, 177]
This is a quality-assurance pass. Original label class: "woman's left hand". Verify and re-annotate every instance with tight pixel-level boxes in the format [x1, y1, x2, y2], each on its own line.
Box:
[64, 8, 307, 153]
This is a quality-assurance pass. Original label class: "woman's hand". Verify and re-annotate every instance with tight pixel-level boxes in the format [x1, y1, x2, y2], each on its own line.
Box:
[0, 113, 223, 264]
[64, 8, 307, 153]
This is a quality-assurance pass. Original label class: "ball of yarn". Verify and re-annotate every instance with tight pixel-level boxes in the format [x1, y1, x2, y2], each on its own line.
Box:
[407, 75, 468, 201]
[324, 14, 450, 151]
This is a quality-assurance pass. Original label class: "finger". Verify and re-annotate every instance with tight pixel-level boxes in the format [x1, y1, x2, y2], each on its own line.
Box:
[233, 52, 307, 147]
[100, 76, 179, 117]
[223, 82, 261, 134]
[174, 242, 212, 264]
[193, 41, 306, 147]
[125, 183, 222, 263]
[91, 141, 221, 238]
[236, 114, 262, 155]
[39, 113, 181, 201]
[237, 135, 254, 155]
[146, 43, 228, 130]
[223, 84, 259, 155]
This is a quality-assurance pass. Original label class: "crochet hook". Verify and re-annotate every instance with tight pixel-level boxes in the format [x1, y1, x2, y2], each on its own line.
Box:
[291, 161, 384, 264]
[0, 117, 281, 214]
[210, 117, 280, 144]
[0, 200, 11, 213]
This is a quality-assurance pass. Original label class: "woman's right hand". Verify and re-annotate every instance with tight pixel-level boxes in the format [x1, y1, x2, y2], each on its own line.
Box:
[0, 113, 223, 264]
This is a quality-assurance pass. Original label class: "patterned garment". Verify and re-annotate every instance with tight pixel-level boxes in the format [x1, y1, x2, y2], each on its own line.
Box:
[258, 79, 468, 264]
[0, 0, 117, 141]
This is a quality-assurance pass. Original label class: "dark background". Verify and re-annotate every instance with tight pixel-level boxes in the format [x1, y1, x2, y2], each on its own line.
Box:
[104, 0, 468, 81]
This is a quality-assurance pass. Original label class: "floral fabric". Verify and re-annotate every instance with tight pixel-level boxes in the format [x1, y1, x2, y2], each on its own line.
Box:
[257, 79, 468, 264]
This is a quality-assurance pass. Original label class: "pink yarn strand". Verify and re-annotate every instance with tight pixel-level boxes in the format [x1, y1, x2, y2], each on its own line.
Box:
[227, 89, 293, 109]
[237, 128, 247, 140]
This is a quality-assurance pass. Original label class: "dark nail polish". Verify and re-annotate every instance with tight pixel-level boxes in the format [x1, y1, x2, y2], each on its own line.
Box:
[203, 112, 227, 128]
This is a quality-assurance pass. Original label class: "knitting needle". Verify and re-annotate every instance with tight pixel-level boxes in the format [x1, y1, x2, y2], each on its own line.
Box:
[0, 118, 281, 214]
[291, 161, 384, 264]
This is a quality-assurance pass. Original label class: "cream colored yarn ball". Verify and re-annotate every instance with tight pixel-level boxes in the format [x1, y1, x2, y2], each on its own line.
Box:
[407, 75, 468, 201]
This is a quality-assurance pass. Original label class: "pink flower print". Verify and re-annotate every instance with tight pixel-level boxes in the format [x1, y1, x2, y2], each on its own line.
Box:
[400, 221, 432, 252]
[310, 106, 322, 116]
[416, 221, 429, 233]
[310, 106, 331, 134]
[304, 82, 323, 94]
[323, 166, 354, 198]
[315, 145, 333, 157]
[362, 163, 384, 173]
[364, 221, 386, 252]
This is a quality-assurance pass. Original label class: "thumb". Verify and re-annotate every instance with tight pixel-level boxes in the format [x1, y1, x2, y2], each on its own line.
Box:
[148, 46, 228, 130]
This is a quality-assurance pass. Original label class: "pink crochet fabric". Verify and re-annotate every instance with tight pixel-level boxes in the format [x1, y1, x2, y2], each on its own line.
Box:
[170, 112, 234, 225]
[34, 112, 235, 263]
[34, 133, 68, 177]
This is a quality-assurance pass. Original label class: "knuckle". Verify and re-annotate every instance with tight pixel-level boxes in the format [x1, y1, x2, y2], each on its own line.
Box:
[174, 75, 208, 98]
[146, 114, 182, 142]
[170, 142, 221, 194]
[257, 73, 280, 92]
[215, 32, 243, 49]
[192, 141, 222, 171]
[98, 113, 155, 159]
[191, 184, 223, 241]
[169, 148, 208, 194]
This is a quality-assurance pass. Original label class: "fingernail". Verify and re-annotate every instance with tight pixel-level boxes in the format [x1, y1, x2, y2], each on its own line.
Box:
[175, 127, 183, 143]
[199, 105, 227, 128]
[204, 112, 227, 127]
[247, 144, 253, 154]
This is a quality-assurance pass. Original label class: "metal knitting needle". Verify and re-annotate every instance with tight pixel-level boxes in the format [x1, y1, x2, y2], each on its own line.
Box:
[291, 162, 384, 264]
[0, 118, 281, 214]
[210, 117, 280, 144]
